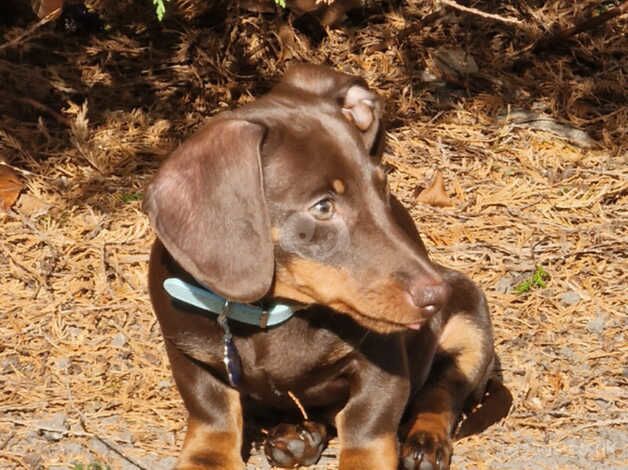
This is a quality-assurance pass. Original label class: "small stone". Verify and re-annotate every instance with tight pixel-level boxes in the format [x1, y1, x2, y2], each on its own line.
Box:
[143, 352, 161, 365]
[23, 453, 43, 469]
[84, 399, 104, 414]
[115, 430, 134, 444]
[158, 379, 172, 389]
[595, 398, 612, 409]
[420, 68, 439, 82]
[66, 326, 82, 339]
[37, 412, 68, 441]
[1, 354, 19, 372]
[111, 332, 127, 348]
[559, 346, 575, 360]
[560, 291, 581, 305]
[56, 356, 71, 370]
[101, 415, 121, 426]
[161, 456, 178, 469]
[527, 396, 543, 411]
[108, 418, 134, 443]
[586, 316, 605, 334]
[495, 276, 514, 294]
[57, 442, 84, 456]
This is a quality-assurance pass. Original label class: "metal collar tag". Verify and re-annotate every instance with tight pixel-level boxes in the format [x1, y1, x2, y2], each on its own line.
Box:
[217, 301, 242, 387]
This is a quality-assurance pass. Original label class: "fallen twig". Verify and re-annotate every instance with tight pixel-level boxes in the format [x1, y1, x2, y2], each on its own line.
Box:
[0, 432, 15, 451]
[287, 390, 309, 421]
[0, 452, 29, 469]
[5, 418, 150, 469]
[533, 1, 628, 52]
[0, 9, 60, 54]
[555, 418, 628, 442]
[78, 415, 150, 470]
[17, 97, 70, 127]
[398, 7, 447, 41]
[0, 160, 46, 179]
[0, 239, 43, 288]
[0, 91, 70, 127]
[4, 419, 91, 438]
[439, 0, 524, 26]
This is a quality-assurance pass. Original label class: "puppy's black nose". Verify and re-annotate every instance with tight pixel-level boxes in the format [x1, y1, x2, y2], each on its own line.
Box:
[409, 281, 451, 316]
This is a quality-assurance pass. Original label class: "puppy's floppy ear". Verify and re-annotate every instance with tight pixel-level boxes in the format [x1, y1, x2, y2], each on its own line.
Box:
[282, 63, 385, 158]
[143, 119, 273, 303]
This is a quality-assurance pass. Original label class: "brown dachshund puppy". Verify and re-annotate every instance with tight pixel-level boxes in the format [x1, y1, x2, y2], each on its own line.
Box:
[144, 64, 495, 470]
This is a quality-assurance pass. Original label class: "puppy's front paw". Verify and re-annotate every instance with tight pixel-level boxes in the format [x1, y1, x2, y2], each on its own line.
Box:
[264, 421, 327, 468]
[400, 431, 452, 470]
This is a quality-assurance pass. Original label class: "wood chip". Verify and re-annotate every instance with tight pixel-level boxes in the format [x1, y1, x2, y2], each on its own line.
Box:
[416, 171, 454, 207]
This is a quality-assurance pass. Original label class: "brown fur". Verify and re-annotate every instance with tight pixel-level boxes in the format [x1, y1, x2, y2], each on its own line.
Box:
[144, 64, 507, 469]
[179, 424, 243, 470]
[338, 434, 399, 470]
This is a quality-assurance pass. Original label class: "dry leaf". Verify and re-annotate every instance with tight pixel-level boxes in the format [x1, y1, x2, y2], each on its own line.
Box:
[0, 165, 23, 212]
[416, 171, 453, 207]
[31, 0, 64, 19]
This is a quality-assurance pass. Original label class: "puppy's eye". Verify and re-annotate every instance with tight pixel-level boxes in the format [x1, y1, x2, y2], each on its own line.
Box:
[309, 198, 335, 221]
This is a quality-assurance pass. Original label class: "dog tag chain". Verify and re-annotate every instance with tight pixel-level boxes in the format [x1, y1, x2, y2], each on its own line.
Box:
[217, 300, 243, 388]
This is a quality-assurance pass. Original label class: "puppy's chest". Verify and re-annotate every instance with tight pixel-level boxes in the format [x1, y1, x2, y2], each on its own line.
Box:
[173, 317, 355, 405]
[237, 342, 353, 407]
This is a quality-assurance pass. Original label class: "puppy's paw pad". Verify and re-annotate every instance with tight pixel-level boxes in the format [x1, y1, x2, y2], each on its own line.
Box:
[264, 421, 327, 468]
[400, 431, 452, 470]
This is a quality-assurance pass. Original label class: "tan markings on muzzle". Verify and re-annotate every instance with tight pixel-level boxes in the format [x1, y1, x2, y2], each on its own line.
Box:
[272, 258, 428, 333]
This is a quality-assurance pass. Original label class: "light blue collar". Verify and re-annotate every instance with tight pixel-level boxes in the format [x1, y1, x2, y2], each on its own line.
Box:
[163, 278, 297, 328]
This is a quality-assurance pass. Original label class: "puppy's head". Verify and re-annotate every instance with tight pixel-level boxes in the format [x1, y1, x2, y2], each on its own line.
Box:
[144, 64, 449, 334]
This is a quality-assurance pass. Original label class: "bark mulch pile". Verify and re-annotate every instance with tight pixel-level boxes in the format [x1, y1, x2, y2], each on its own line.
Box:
[0, 1, 626, 469]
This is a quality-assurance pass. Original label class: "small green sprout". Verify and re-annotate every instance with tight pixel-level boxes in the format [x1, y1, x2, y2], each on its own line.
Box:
[71, 463, 112, 470]
[120, 192, 143, 203]
[514, 265, 550, 294]
[594, 1, 621, 16]
[152, 0, 170, 21]
[274, 0, 287, 8]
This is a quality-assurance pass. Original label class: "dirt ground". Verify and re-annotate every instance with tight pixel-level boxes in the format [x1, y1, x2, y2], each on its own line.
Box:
[0, 1, 626, 469]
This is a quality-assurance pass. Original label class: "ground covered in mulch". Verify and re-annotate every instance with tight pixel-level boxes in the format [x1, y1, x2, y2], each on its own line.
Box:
[0, 1, 626, 469]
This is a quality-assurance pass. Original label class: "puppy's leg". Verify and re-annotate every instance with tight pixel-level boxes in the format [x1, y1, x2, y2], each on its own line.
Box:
[165, 340, 245, 470]
[336, 338, 410, 470]
[401, 272, 494, 470]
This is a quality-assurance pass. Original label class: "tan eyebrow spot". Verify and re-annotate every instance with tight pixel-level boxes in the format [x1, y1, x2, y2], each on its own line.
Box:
[332, 179, 346, 194]
[271, 227, 280, 242]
